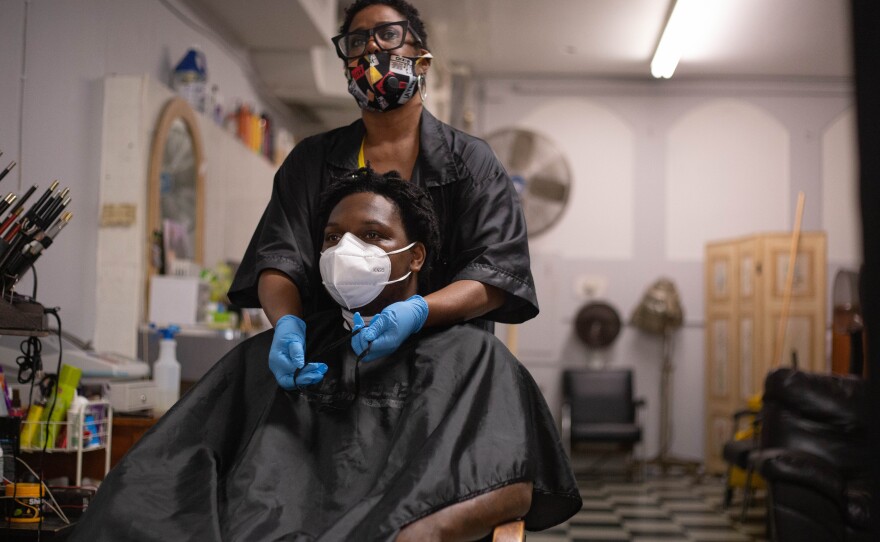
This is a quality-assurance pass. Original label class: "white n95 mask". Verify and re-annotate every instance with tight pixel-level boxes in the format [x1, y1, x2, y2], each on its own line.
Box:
[320, 232, 415, 310]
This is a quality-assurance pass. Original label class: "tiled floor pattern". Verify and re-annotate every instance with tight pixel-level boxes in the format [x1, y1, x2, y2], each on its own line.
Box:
[528, 475, 768, 542]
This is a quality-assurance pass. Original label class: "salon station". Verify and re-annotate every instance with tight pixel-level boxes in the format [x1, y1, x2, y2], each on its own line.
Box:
[0, 1, 876, 541]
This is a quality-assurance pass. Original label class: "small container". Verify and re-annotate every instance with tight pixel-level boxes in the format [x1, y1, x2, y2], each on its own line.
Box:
[5, 482, 44, 523]
[172, 47, 207, 113]
[67, 395, 89, 450]
[153, 326, 182, 416]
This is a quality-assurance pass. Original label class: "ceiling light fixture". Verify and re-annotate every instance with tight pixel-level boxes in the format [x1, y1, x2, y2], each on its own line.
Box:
[651, 0, 707, 79]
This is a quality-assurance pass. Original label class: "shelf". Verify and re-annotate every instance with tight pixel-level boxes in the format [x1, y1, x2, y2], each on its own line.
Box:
[0, 327, 49, 337]
[20, 445, 107, 453]
[18, 400, 113, 485]
[0, 298, 47, 335]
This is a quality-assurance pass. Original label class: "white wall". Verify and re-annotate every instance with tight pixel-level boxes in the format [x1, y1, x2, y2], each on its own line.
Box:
[93, 76, 276, 357]
[481, 78, 858, 461]
[0, 0, 293, 342]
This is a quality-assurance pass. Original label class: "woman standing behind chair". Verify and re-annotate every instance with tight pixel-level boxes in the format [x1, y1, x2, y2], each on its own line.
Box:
[229, 0, 537, 389]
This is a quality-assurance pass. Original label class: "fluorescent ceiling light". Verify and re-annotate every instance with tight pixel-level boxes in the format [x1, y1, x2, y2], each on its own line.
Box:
[651, 0, 711, 79]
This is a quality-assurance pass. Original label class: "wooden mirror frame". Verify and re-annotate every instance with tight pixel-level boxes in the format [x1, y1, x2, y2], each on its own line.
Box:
[146, 96, 205, 279]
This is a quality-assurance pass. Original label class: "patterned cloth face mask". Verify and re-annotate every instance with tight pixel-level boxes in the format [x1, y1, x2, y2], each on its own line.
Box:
[345, 52, 432, 112]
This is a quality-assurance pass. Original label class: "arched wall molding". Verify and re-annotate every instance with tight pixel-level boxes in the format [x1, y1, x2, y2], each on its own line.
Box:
[821, 107, 860, 264]
[665, 99, 791, 261]
[514, 97, 635, 260]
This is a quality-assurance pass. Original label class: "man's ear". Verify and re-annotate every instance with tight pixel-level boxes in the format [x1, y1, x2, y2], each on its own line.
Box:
[409, 242, 426, 272]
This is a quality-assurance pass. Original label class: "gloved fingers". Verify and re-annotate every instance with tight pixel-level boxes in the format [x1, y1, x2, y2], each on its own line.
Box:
[287, 335, 306, 370]
[352, 312, 365, 332]
[351, 330, 370, 356]
[269, 315, 308, 389]
[295, 362, 328, 387]
[352, 312, 388, 356]
[361, 312, 392, 342]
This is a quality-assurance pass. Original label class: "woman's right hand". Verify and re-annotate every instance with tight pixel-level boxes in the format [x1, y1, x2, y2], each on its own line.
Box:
[269, 315, 327, 389]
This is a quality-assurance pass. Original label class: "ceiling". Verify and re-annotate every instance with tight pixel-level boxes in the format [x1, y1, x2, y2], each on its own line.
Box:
[418, 0, 852, 79]
[181, 0, 853, 130]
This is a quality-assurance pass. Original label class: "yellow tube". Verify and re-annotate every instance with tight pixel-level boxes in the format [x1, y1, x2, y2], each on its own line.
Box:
[19, 403, 44, 448]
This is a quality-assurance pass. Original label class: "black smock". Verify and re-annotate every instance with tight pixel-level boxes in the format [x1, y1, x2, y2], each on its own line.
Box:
[228, 109, 538, 324]
[69, 312, 581, 541]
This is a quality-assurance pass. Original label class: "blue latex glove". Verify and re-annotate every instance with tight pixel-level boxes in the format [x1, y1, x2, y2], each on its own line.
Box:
[269, 315, 327, 390]
[352, 295, 429, 362]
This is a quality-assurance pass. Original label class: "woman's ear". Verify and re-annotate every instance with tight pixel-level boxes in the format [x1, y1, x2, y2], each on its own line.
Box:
[409, 242, 426, 272]
[416, 52, 432, 76]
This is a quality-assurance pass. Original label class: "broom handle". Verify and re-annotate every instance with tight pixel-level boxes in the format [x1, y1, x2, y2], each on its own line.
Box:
[506, 324, 519, 357]
[773, 191, 805, 368]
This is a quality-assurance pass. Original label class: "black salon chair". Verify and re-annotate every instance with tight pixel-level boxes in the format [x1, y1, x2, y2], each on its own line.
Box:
[561, 369, 644, 479]
[750, 368, 871, 542]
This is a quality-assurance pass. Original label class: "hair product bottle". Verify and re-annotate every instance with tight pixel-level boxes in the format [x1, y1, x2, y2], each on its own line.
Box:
[153, 326, 181, 416]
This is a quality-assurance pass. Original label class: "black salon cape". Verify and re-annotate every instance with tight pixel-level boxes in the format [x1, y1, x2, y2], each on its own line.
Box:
[228, 109, 539, 325]
[69, 312, 581, 541]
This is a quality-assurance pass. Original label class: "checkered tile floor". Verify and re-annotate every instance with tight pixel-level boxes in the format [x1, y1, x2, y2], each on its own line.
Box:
[528, 473, 768, 542]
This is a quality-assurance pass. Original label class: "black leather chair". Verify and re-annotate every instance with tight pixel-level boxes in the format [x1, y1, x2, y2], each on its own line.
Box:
[561, 369, 644, 479]
[750, 368, 871, 542]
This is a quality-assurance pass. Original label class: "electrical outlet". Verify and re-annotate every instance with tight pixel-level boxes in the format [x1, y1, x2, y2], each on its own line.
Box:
[574, 275, 608, 299]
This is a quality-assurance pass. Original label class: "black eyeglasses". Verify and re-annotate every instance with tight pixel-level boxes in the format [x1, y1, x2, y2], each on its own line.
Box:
[332, 20, 423, 60]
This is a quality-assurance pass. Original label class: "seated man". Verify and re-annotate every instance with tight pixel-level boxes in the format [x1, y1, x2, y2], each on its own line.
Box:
[70, 168, 581, 541]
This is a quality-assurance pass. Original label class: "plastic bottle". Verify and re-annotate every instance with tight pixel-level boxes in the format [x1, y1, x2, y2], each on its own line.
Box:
[153, 326, 182, 416]
[172, 47, 208, 113]
[67, 395, 89, 450]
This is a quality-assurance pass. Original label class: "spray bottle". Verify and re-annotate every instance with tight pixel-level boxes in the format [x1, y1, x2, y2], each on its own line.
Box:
[171, 47, 208, 113]
[153, 326, 181, 416]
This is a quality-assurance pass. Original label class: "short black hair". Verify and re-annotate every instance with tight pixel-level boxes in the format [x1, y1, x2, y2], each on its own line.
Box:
[317, 166, 440, 279]
[339, 0, 430, 51]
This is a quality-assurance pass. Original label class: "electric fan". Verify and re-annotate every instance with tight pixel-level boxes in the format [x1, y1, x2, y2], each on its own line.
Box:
[484, 128, 572, 237]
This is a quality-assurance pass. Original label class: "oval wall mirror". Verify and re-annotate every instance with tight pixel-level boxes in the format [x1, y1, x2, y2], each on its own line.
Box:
[147, 97, 205, 277]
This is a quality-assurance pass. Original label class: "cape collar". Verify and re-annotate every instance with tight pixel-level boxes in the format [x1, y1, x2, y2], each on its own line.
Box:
[341, 309, 375, 330]
[325, 108, 453, 188]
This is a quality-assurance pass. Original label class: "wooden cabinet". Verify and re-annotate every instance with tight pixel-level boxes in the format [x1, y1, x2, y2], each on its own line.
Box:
[110, 416, 160, 469]
[704, 232, 826, 473]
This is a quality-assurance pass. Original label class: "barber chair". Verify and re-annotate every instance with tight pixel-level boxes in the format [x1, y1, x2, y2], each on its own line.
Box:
[561, 369, 645, 479]
[750, 368, 871, 542]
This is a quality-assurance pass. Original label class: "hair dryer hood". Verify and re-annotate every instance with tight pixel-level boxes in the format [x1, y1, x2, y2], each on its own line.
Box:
[631, 278, 684, 334]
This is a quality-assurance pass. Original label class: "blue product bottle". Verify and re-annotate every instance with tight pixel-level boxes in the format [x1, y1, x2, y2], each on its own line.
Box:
[83, 414, 101, 447]
[172, 47, 207, 113]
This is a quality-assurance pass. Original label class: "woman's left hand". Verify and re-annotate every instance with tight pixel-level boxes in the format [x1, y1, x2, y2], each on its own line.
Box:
[352, 295, 429, 362]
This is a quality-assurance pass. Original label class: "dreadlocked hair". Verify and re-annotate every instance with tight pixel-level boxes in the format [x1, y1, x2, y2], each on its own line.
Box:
[317, 166, 441, 284]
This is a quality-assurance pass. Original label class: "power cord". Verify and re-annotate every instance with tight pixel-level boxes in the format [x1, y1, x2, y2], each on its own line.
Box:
[5, 307, 69, 536]
[34, 306, 62, 540]
[16, 335, 42, 385]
